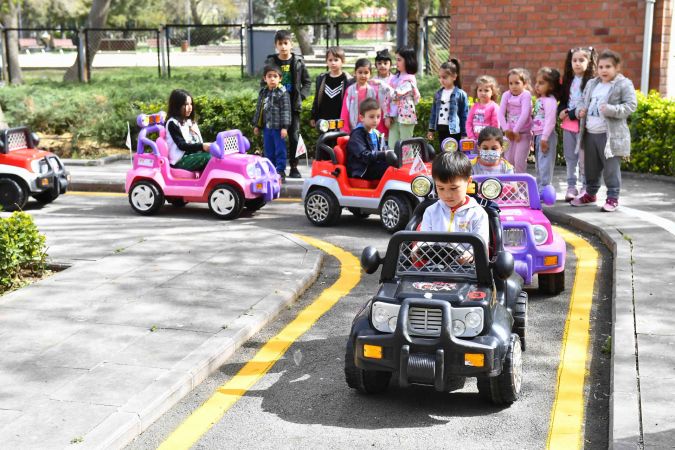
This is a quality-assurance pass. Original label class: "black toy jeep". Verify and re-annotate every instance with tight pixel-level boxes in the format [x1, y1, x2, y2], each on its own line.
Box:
[344, 176, 528, 405]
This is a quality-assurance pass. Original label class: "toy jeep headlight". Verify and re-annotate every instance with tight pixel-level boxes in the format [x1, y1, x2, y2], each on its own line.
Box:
[371, 301, 400, 333]
[533, 225, 549, 245]
[317, 119, 330, 133]
[441, 137, 458, 152]
[479, 178, 503, 200]
[32, 159, 49, 175]
[246, 163, 262, 179]
[411, 176, 432, 197]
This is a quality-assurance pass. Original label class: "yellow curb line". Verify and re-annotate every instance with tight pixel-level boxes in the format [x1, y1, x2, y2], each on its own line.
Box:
[546, 226, 599, 450]
[158, 234, 361, 450]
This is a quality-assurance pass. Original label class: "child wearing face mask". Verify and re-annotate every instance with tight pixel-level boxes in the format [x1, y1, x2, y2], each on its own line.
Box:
[471, 126, 514, 175]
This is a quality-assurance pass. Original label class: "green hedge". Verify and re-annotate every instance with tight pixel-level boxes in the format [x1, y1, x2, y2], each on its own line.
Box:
[626, 91, 675, 176]
[0, 212, 47, 292]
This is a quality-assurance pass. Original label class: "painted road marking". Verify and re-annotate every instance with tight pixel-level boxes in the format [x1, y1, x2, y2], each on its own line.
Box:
[620, 206, 675, 237]
[547, 226, 599, 450]
[158, 234, 360, 450]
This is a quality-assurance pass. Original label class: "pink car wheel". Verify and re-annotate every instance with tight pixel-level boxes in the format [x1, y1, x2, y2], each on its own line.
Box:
[208, 184, 243, 220]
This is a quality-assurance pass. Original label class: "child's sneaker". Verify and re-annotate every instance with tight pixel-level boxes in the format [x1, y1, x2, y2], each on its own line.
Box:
[570, 193, 597, 207]
[565, 187, 578, 202]
[601, 197, 619, 212]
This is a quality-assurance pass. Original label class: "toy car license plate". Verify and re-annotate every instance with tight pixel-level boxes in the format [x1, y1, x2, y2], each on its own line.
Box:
[138, 157, 155, 167]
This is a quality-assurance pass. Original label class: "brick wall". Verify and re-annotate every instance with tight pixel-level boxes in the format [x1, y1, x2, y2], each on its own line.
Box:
[449, 0, 670, 95]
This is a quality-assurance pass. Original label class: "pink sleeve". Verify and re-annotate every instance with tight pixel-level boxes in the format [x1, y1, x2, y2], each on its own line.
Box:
[498, 93, 510, 131]
[489, 102, 500, 128]
[340, 88, 351, 133]
[512, 91, 532, 134]
[466, 104, 477, 140]
[542, 97, 557, 140]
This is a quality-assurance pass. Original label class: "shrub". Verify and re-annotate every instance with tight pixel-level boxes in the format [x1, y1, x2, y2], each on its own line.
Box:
[0, 212, 47, 292]
[626, 91, 675, 176]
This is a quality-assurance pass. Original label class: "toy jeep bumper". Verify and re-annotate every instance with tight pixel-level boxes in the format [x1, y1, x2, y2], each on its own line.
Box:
[353, 297, 510, 391]
[31, 157, 70, 195]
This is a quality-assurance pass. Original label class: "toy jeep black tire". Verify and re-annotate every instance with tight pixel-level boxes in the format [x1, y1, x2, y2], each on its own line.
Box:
[513, 291, 528, 351]
[379, 194, 411, 233]
[477, 334, 523, 405]
[305, 188, 341, 226]
[0, 177, 27, 212]
[34, 183, 60, 204]
[539, 271, 565, 295]
[345, 344, 391, 394]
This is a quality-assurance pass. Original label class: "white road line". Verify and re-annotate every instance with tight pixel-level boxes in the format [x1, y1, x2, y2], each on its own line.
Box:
[620, 206, 675, 237]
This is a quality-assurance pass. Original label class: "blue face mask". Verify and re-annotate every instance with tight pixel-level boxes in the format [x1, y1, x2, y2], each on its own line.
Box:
[479, 149, 501, 163]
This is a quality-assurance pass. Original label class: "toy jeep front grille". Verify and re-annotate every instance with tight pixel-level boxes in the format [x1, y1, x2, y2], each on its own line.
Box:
[408, 307, 442, 337]
[396, 241, 477, 277]
[222, 135, 240, 155]
[7, 130, 28, 151]
[493, 181, 530, 207]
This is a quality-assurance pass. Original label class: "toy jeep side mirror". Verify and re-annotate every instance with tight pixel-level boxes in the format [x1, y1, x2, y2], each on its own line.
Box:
[540, 185, 556, 206]
[493, 251, 514, 280]
[385, 150, 398, 167]
[361, 246, 383, 274]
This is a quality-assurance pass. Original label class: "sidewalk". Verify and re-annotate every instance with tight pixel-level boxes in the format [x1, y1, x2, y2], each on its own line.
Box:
[0, 223, 323, 448]
[545, 171, 675, 449]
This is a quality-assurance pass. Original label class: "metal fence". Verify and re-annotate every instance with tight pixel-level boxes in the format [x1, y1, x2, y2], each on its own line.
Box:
[0, 17, 450, 83]
[424, 16, 451, 75]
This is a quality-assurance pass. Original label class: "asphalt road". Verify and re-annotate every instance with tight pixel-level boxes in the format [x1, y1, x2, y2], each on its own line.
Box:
[16, 193, 612, 449]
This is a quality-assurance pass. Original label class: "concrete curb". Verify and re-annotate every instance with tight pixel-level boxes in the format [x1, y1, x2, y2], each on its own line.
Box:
[62, 154, 131, 166]
[79, 235, 324, 449]
[544, 207, 641, 450]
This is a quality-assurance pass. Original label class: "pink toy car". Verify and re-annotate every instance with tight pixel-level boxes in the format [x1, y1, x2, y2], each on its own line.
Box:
[126, 112, 280, 219]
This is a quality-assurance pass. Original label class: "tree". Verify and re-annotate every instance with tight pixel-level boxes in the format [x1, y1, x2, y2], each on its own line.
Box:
[63, 0, 113, 81]
[1, 0, 23, 84]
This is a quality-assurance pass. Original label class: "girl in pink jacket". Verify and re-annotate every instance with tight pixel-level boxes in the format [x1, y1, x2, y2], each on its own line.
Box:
[467, 75, 500, 140]
[340, 58, 391, 136]
[499, 68, 533, 173]
[532, 67, 562, 193]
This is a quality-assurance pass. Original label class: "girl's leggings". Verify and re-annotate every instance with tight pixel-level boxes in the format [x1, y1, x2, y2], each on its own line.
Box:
[563, 129, 585, 190]
[505, 132, 531, 173]
[388, 120, 415, 148]
[584, 132, 622, 199]
[534, 132, 557, 192]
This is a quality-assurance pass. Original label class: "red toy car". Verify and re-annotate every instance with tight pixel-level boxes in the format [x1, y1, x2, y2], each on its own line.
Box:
[302, 132, 435, 233]
[0, 127, 70, 211]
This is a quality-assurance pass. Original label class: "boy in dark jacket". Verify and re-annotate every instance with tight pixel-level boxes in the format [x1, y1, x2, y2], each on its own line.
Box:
[253, 64, 292, 179]
[262, 30, 311, 178]
[347, 98, 389, 180]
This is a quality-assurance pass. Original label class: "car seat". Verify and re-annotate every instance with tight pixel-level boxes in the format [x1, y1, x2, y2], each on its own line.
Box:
[334, 136, 379, 189]
[156, 129, 200, 179]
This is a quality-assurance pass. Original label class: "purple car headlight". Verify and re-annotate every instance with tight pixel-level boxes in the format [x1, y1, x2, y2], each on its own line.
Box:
[504, 228, 526, 247]
[533, 225, 549, 245]
[246, 163, 262, 179]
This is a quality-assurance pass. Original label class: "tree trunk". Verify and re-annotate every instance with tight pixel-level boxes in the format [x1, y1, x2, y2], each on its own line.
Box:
[63, 0, 113, 81]
[406, 0, 418, 51]
[291, 25, 313, 57]
[190, 0, 202, 25]
[1, 2, 23, 85]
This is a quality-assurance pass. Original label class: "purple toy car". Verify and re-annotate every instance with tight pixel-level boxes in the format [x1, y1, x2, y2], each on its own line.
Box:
[473, 173, 566, 294]
[125, 112, 281, 219]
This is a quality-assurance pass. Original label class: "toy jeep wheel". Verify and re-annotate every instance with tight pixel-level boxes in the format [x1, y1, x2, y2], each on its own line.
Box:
[305, 189, 341, 226]
[380, 194, 411, 233]
[129, 181, 164, 215]
[344, 344, 391, 394]
[34, 183, 60, 204]
[347, 207, 370, 219]
[208, 184, 244, 220]
[245, 197, 266, 211]
[513, 291, 528, 351]
[539, 271, 565, 295]
[0, 177, 28, 212]
[477, 334, 523, 405]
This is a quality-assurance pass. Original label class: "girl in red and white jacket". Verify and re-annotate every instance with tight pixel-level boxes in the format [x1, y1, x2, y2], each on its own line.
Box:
[467, 75, 500, 140]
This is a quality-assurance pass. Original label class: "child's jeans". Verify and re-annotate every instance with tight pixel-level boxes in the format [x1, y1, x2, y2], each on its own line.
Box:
[584, 132, 622, 199]
[504, 132, 531, 173]
[388, 120, 415, 148]
[263, 127, 287, 174]
[534, 132, 557, 192]
[563, 129, 585, 191]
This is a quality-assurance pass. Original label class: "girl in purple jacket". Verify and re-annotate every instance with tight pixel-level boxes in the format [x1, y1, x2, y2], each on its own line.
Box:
[532, 67, 562, 194]
[499, 68, 533, 173]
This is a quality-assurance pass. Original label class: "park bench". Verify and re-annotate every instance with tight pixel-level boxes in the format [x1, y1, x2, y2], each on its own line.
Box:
[19, 38, 44, 52]
[52, 38, 76, 51]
